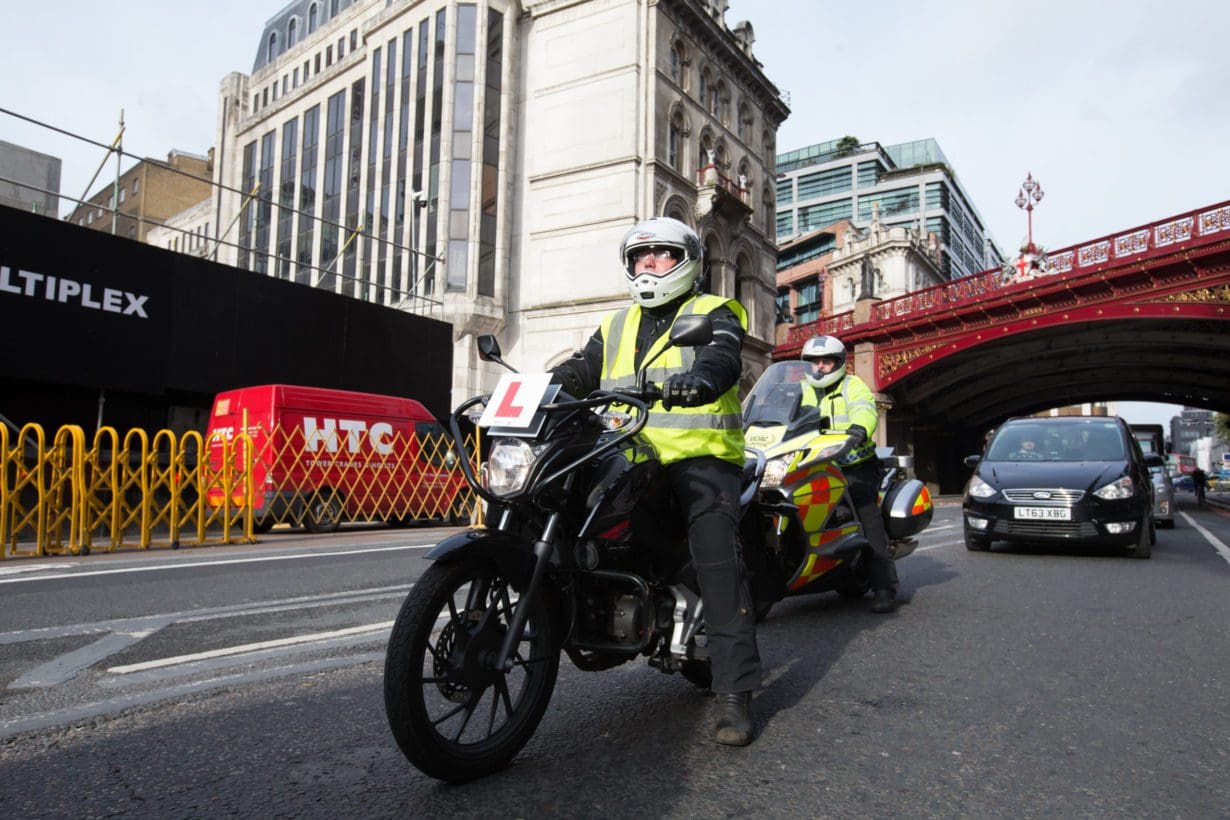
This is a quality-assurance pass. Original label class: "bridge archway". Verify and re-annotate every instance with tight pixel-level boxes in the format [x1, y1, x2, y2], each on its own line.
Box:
[778, 199, 1230, 494]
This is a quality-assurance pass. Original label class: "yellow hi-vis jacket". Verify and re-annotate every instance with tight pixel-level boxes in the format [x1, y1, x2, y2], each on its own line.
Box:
[802, 372, 878, 467]
[598, 294, 746, 466]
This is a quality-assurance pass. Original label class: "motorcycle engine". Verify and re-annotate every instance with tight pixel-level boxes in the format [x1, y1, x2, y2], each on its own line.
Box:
[608, 594, 645, 645]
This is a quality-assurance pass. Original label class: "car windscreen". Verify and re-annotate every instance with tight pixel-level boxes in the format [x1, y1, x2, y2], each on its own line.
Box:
[985, 422, 1127, 462]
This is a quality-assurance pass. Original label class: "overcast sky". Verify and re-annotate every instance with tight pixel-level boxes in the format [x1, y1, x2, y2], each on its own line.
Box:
[6, 0, 1225, 427]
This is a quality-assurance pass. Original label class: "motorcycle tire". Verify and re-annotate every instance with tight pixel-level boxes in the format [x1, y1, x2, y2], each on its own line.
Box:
[384, 557, 560, 782]
[680, 659, 713, 690]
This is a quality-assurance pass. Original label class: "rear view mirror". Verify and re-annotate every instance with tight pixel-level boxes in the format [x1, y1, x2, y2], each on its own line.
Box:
[668, 315, 713, 348]
[477, 335, 502, 361]
[964, 455, 981, 469]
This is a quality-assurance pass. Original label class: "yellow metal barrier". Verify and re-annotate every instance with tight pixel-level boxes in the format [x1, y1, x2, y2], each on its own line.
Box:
[1, 422, 480, 558]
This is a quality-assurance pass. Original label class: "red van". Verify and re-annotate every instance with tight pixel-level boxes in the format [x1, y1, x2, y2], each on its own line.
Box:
[204, 385, 469, 532]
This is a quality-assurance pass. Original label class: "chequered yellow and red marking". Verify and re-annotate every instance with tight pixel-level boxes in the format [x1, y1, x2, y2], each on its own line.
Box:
[913, 484, 933, 515]
[789, 524, 860, 590]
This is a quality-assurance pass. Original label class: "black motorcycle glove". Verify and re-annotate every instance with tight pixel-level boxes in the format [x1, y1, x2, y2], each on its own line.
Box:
[661, 374, 717, 410]
[847, 424, 869, 448]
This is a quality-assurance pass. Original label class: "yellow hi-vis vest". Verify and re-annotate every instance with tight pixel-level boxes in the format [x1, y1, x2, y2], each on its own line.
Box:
[598, 294, 746, 466]
[802, 374, 878, 467]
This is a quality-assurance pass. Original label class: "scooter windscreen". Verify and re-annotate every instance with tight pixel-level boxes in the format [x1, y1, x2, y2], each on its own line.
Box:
[742, 360, 824, 438]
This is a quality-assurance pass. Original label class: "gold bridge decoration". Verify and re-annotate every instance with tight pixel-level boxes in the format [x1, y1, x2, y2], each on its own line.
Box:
[879, 343, 944, 380]
[1159, 283, 1230, 304]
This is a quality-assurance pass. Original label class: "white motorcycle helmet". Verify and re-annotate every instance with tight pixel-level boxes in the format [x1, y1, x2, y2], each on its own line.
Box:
[618, 217, 702, 308]
[801, 335, 848, 389]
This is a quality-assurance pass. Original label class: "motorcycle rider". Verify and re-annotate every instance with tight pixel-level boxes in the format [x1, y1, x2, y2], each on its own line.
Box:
[799, 335, 899, 614]
[549, 216, 761, 747]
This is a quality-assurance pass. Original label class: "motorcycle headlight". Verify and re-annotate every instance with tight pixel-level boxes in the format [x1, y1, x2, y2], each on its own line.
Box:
[1094, 475, 1133, 500]
[487, 438, 547, 496]
[761, 453, 798, 490]
[967, 475, 997, 499]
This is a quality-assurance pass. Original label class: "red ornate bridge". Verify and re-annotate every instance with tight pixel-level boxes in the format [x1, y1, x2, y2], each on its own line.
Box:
[775, 200, 1230, 491]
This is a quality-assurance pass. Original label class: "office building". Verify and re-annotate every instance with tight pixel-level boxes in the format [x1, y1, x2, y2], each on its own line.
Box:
[210, 0, 789, 402]
[775, 137, 1003, 283]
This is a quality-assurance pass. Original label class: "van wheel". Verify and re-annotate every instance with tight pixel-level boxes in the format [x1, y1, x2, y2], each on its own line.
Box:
[305, 490, 344, 533]
[252, 518, 275, 534]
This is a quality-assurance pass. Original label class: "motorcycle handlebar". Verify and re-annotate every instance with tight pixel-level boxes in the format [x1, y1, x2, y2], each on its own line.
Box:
[446, 386, 659, 507]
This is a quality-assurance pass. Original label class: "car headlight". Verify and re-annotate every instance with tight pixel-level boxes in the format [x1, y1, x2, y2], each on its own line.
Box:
[487, 438, 547, 496]
[761, 453, 798, 490]
[1094, 475, 1133, 500]
[967, 475, 997, 499]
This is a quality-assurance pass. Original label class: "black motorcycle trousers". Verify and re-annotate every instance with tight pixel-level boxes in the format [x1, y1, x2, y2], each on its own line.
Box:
[845, 459, 898, 592]
[665, 456, 762, 694]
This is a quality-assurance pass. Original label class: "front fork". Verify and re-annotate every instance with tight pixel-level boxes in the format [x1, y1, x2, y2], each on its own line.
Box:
[493, 475, 574, 671]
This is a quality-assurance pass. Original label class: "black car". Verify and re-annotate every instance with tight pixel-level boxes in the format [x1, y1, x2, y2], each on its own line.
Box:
[962, 416, 1163, 558]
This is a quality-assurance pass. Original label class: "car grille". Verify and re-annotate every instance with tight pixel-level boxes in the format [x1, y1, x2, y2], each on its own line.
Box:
[1002, 488, 1085, 504]
[993, 520, 1098, 538]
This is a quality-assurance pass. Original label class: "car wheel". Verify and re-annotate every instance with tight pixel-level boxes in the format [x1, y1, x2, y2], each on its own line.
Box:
[1129, 515, 1152, 559]
[964, 532, 991, 551]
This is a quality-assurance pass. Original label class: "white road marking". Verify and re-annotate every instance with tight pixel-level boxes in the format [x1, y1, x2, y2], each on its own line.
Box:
[0, 562, 81, 576]
[914, 538, 963, 552]
[1179, 511, 1230, 566]
[107, 622, 396, 674]
[0, 543, 433, 585]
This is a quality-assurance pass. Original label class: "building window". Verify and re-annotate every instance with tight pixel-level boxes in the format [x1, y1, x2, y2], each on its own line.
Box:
[326, 45, 333, 66]
[776, 178, 792, 207]
[293, 67, 299, 87]
[315, 53, 321, 73]
[670, 40, 686, 86]
[857, 160, 880, 188]
[715, 81, 728, 124]
[447, 3, 478, 294]
[119, 187, 127, 204]
[699, 69, 709, 108]
[775, 289, 791, 323]
[288, 18, 298, 48]
[478, 9, 504, 298]
[297, 104, 320, 284]
[309, 3, 318, 33]
[351, 29, 358, 50]
[338, 37, 346, 59]
[267, 32, 278, 62]
[858, 187, 919, 220]
[668, 111, 682, 171]
[794, 278, 822, 324]
[330, 0, 339, 17]
[319, 90, 346, 290]
[799, 198, 853, 232]
[797, 166, 852, 199]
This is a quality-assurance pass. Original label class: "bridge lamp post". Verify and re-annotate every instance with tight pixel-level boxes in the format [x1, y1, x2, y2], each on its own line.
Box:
[1015, 172, 1045, 254]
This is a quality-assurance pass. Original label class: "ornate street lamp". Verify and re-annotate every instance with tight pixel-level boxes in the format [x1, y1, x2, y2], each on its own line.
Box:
[1015, 172, 1044, 253]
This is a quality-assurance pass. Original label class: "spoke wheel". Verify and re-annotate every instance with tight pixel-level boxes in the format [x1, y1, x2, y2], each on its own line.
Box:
[384, 558, 560, 782]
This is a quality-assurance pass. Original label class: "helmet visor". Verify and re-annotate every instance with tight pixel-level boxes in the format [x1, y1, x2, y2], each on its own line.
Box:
[626, 246, 681, 277]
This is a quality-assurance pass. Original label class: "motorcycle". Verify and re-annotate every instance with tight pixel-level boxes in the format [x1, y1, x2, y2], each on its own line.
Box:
[384, 315, 753, 783]
[737, 360, 934, 620]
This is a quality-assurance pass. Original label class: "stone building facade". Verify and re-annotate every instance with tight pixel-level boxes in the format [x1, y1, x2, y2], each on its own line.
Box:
[209, 0, 788, 405]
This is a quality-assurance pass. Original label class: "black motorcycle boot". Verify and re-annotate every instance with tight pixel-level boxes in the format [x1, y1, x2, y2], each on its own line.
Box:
[871, 588, 898, 614]
[714, 691, 755, 746]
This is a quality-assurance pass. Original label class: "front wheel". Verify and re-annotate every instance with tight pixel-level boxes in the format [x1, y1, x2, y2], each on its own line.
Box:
[965, 532, 991, 551]
[384, 558, 560, 782]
